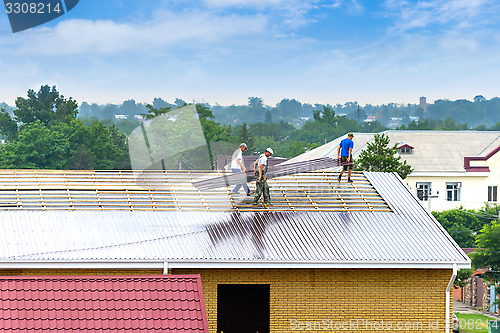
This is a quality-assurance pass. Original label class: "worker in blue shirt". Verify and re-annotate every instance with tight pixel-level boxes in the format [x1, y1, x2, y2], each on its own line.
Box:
[337, 133, 354, 183]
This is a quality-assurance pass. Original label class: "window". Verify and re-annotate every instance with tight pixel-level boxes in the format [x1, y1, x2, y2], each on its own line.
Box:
[398, 144, 413, 154]
[416, 182, 431, 201]
[398, 146, 412, 154]
[488, 186, 497, 202]
[446, 182, 461, 201]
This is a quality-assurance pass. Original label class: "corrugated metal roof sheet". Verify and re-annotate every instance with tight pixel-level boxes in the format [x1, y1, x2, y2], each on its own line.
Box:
[0, 171, 469, 267]
[0, 210, 467, 264]
[0, 275, 209, 332]
[288, 131, 500, 172]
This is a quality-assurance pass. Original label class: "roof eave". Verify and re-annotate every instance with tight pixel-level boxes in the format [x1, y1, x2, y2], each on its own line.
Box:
[0, 260, 471, 270]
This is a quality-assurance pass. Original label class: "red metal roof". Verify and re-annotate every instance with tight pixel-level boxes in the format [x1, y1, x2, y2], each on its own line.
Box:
[0, 275, 209, 332]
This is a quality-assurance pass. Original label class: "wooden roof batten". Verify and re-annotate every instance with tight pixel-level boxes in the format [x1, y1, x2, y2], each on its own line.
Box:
[0, 170, 391, 213]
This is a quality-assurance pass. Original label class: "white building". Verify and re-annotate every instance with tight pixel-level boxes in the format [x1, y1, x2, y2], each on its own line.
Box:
[289, 130, 500, 211]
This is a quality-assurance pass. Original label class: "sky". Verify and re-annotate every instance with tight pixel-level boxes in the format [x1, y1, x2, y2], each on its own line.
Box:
[1, 0, 500, 107]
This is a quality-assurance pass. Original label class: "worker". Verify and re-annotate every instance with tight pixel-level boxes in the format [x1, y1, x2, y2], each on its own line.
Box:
[230, 143, 251, 196]
[252, 147, 273, 207]
[337, 133, 354, 183]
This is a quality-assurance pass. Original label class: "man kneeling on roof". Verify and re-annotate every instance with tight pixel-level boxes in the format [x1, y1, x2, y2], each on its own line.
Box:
[252, 147, 273, 207]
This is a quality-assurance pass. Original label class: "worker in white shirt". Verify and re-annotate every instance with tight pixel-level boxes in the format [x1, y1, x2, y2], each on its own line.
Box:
[252, 147, 273, 207]
[230, 143, 251, 196]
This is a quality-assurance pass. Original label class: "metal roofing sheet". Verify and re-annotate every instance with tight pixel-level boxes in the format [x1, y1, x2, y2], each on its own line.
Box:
[0, 171, 469, 266]
[0, 209, 468, 264]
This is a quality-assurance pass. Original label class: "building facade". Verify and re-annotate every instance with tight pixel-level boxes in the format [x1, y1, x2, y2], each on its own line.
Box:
[289, 131, 500, 211]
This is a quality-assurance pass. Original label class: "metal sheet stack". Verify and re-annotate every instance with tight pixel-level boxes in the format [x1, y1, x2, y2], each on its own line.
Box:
[193, 157, 350, 191]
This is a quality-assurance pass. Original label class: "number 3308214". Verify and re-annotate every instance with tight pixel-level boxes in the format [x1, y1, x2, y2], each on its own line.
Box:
[5, 2, 62, 14]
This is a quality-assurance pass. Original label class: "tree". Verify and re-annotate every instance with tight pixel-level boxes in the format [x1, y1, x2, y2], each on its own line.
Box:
[454, 269, 473, 288]
[14, 85, 78, 127]
[355, 133, 413, 179]
[0, 120, 69, 169]
[0, 86, 134, 170]
[276, 98, 302, 119]
[471, 221, 500, 283]
[143, 104, 172, 120]
[174, 98, 186, 108]
[432, 208, 479, 247]
[264, 110, 272, 124]
[0, 108, 18, 141]
[239, 122, 254, 149]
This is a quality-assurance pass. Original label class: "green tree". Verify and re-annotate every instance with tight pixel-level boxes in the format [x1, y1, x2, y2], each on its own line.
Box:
[0, 121, 69, 169]
[454, 269, 473, 288]
[0, 114, 130, 170]
[471, 221, 500, 283]
[143, 104, 172, 120]
[355, 133, 413, 179]
[14, 85, 78, 127]
[248, 121, 295, 142]
[264, 110, 272, 124]
[239, 122, 254, 149]
[432, 209, 479, 248]
[0, 108, 19, 141]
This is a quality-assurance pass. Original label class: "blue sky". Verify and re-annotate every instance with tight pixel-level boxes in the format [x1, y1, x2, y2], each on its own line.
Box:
[1, 0, 500, 107]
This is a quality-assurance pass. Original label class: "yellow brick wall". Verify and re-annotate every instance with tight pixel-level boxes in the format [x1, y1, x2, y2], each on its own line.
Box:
[0, 269, 163, 276]
[172, 268, 453, 333]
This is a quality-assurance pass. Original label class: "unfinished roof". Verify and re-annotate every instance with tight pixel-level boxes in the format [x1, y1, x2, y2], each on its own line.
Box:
[0, 169, 390, 213]
[288, 131, 500, 172]
[0, 275, 209, 332]
[0, 171, 470, 269]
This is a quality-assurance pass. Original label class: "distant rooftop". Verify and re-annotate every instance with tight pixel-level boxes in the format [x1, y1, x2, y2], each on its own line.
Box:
[288, 130, 500, 172]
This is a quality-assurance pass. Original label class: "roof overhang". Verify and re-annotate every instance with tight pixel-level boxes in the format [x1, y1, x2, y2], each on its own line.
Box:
[0, 260, 471, 270]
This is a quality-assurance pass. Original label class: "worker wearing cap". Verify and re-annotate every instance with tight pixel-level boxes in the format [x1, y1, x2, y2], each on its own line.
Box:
[337, 132, 354, 183]
[230, 143, 251, 196]
[252, 147, 273, 207]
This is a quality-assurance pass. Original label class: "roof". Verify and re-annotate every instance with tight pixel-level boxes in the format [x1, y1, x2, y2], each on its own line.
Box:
[0, 169, 390, 212]
[0, 275, 209, 332]
[0, 170, 470, 269]
[288, 131, 500, 172]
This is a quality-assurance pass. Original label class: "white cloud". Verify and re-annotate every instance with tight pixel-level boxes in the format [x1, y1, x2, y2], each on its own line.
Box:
[8, 9, 268, 55]
[383, 0, 496, 32]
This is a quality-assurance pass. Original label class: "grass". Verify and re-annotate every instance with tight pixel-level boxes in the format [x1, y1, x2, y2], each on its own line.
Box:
[454, 312, 500, 333]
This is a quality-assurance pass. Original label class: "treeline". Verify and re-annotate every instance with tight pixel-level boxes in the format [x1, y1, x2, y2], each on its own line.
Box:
[73, 95, 500, 129]
[4, 94, 500, 130]
[2, 86, 500, 170]
[0, 86, 388, 170]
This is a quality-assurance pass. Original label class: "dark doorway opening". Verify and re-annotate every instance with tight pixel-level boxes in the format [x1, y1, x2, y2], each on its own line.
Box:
[217, 284, 270, 333]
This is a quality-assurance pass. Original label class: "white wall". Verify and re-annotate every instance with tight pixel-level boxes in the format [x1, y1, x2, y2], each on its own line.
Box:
[406, 173, 498, 211]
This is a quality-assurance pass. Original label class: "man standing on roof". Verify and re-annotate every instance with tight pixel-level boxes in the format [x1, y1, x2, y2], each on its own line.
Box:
[337, 133, 354, 183]
[252, 147, 273, 207]
[230, 143, 251, 196]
